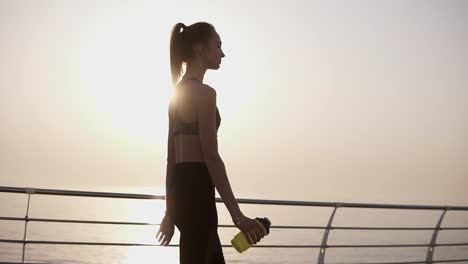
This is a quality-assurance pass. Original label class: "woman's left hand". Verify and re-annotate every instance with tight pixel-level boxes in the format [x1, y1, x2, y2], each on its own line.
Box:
[156, 214, 175, 246]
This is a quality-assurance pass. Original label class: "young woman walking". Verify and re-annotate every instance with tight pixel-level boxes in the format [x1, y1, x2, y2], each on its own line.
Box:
[156, 22, 264, 263]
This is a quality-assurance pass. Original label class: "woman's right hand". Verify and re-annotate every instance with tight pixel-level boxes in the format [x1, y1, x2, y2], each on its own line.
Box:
[232, 213, 265, 244]
[156, 214, 174, 246]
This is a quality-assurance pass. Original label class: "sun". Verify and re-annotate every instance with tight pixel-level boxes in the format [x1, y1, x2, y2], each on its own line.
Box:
[75, 15, 174, 146]
[85, 78, 167, 144]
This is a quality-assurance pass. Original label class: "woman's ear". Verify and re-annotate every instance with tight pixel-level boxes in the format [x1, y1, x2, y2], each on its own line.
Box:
[193, 42, 204, 58]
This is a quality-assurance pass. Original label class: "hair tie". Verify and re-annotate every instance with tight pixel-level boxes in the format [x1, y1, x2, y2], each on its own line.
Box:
[181, 24, 187, 34]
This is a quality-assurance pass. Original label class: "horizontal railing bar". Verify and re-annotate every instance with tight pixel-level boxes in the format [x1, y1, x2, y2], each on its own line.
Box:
[260, 243, 468, 248]
[0, 216, 156, 226]
[0, 186, 164, 200]
[0, 239, 177, 247]
[327, 258, 468, 264]
[224, 224, 325, 229]
[1, 239, 467, 248]
[328, 226, 468, 230]
[1, 260, 468, 264]
[3, 216, 467, 231]
[0, 262, 51, 264]
[257, 225, 468, 230]
[2, 186, 468, 211]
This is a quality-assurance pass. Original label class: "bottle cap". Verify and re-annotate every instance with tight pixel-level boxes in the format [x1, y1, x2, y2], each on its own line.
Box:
[256, 217, 271, 234]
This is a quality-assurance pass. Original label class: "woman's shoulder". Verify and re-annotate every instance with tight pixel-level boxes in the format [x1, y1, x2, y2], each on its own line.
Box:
[181, 83, 216, 104]
[177, 80, 214, 92]
[172, 82, 216, 112]
[196, 84, 216, 106]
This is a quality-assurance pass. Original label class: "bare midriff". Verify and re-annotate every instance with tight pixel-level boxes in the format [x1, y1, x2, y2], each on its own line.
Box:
[175, 134, 205, 163]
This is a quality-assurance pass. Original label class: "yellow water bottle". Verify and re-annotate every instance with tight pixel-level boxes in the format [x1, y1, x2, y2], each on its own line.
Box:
[231, 217, 271, 253]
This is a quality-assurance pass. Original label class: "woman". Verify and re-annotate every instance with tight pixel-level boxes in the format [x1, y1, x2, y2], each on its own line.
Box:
[156, 22, 265, 263]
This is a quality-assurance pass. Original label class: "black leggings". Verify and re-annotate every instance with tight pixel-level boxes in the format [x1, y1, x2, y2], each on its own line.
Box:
[173, 162, 226, 264]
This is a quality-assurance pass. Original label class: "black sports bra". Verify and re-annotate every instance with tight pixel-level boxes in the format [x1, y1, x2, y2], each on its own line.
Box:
[172, 106, 221, 136]
[172, 77, 221, 136]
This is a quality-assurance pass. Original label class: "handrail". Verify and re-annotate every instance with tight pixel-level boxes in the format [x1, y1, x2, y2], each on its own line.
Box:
[2, 216, 468, 230]
[1, 238, 468, 248]
[2, 186, 468, 210]
[1, 186, 467, 264]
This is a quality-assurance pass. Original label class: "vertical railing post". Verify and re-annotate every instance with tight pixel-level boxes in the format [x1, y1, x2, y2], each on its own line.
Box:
[317, 203, 341, 264]
[22, 188, 35, 264]
[425, 208, 447, 264]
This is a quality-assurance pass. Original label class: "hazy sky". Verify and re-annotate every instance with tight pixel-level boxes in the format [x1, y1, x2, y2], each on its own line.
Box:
[1, 0, 467, 206]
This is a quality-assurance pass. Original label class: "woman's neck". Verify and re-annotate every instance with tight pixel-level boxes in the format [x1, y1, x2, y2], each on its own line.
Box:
[184, 62, 206, 83]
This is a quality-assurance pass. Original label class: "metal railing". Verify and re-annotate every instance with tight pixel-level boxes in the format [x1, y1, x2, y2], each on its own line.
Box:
[0, 186, 467, 264]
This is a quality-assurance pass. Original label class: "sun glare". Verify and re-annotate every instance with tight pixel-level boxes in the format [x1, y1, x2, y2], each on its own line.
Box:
[76, 12, 172, 146]
[125, 246, 179, 264]
[86, 80, 164, 143]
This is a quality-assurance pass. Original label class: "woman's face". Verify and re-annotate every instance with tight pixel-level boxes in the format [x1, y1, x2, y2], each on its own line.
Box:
[202, 31, 225, 70]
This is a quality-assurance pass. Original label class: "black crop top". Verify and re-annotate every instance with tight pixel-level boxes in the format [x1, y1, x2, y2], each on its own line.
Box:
[172, 106, 221, 136]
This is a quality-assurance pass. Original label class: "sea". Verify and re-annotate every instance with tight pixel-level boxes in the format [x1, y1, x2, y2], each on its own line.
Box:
[1, 191, 467, 264]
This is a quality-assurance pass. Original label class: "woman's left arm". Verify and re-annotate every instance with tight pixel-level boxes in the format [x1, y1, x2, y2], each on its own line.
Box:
[165, 100, 176, 219]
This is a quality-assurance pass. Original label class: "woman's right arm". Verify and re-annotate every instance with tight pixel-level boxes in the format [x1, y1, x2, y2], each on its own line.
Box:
[196, 86, 243, 220]
[196, 85, 265, 244]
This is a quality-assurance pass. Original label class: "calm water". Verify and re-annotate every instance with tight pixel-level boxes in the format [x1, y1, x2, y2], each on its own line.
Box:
[1, 192, 468, 263]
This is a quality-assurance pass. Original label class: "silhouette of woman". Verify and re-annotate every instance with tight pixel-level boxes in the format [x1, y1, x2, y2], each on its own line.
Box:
[155, 22, 265, 263]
